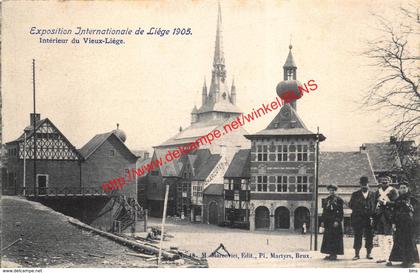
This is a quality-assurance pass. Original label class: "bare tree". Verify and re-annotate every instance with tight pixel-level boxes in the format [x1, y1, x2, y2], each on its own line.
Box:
[362, 3, 420, 142]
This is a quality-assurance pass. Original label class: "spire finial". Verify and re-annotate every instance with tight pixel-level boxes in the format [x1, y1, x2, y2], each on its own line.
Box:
[116, 123, 119, 129]
[289, 34, 293, 50]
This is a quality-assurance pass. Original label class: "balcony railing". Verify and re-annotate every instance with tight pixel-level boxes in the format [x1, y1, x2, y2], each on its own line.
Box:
[11, 186, 113, 197]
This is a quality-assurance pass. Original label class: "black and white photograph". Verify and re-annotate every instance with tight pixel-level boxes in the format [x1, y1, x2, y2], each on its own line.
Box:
[1, 0, 419, 271]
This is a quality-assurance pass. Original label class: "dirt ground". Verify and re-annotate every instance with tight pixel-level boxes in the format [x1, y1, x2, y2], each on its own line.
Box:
[1, 196, 158, 268]
[146, 217, 420, 268]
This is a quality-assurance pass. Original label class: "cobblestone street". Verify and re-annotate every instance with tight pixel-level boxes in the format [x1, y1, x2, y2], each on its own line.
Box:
[147, 217, 420, 268]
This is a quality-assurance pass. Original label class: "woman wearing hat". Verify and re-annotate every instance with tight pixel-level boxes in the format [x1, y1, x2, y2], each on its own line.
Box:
[388, 181, 419, 267]
[320, 183, 344, 260]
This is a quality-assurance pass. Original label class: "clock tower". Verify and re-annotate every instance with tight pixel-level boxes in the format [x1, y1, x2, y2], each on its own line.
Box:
[245, 45, 325, 232]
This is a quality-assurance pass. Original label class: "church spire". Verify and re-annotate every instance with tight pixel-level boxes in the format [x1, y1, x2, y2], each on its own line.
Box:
[212, 0, 226, 83]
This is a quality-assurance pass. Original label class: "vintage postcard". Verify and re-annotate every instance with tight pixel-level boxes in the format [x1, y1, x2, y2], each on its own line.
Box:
[1, 0, 419, 271]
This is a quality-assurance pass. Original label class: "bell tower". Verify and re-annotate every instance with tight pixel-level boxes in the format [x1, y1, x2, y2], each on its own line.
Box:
[283, 44, 297, 80]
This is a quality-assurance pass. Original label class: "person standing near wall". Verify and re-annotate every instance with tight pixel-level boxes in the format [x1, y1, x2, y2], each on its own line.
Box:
[349, 176, 376, 260]
[320, 184, 344, 261]
[374, 174, 398, 263]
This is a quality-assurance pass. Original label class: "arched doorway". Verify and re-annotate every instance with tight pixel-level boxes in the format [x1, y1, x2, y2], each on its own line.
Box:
[255, 206, 270, 229]
[208, 201, 219, 225]
[275, 206, 290, 229]
[294, 207, 310, 231]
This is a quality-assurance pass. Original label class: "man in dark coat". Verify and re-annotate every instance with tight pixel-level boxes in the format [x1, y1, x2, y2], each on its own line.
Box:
[320, 184, 344, 260]
[388, 181, 419, 267]
[374, 174, 398, 263]
[349, 176, 376, 260]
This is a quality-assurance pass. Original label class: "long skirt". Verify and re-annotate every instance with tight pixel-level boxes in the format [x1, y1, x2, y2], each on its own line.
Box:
[389, 220, 419, 264]
[321, 221, 344, 255]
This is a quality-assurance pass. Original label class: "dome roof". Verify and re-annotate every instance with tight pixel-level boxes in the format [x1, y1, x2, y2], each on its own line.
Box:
[112, 124, 127, 142]
[276, 80, 303, 101]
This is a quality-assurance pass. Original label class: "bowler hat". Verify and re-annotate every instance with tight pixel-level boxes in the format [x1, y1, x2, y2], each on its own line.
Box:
[327, 184, 338, 191]
[360, 176, 369, 186]
[399, 180, 409, 187]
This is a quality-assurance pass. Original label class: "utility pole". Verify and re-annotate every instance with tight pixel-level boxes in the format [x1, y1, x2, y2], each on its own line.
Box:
[314, 127, 320, 250]
[32, 59, 37, 197]
[158, 183, 169, 266]
[23, 132, 27, 195]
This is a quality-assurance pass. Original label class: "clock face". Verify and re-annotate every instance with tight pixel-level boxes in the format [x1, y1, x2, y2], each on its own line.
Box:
[280, 107, 291, 119]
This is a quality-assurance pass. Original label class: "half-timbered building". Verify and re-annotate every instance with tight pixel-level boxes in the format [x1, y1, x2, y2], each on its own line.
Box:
[4, 114, 82, 195]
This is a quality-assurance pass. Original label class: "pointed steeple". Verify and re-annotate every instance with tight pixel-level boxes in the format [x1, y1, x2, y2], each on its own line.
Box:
[283, 44, 297, 80]
[213, 1, 225, 68]
[211, 0, 227, 94]
[201, 77, 207, 106]
[230, 77, 236, 105]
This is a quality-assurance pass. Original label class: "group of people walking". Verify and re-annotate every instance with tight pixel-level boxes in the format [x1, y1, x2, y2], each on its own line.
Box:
[320, 174, 419, 268]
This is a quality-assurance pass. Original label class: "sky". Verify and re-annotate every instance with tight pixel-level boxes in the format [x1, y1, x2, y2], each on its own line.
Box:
[2, 0, 412, 153]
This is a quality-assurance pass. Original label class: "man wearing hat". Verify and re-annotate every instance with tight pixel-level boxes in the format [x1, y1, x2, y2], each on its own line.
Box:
[374, 174, 398, 263]
[320, 184, 344, 260]
[349, 176, 376, 260]
[388, 181, 419, 267]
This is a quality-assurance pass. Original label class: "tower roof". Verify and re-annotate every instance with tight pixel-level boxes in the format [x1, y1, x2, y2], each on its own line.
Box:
[245, 104, 325, 140]
[213, 1, 224, 66]
[283, 44, 297, 68]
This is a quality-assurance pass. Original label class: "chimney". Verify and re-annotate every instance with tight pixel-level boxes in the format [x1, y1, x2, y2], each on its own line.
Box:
[390, 136, 397, 144]
[144, 152, 150, 159]
[30, 113, 40, 126]
[359, 144, 367, 153]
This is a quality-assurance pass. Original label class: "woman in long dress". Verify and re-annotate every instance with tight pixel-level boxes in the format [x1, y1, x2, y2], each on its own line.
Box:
[388, 181, 419, 268]
[320, 184, 344, 260]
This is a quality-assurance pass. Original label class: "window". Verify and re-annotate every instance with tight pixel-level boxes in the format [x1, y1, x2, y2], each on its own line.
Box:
[256, 175, 268, 192]
[297, 145, 308, 162]
[224, 179, 230, 190]
[192, 184, 203, 198]
[277, 145, 288, 161]
[257, 145, 268, 162]
[296, 176, 309, 192]
[276, 176, 288, 192]
[234, 192, 239, 201]
[268, 176, 276, 192]
[110, 149, 115, 156]
[241, 179, 249, 190]
[233, 179, 241, 190]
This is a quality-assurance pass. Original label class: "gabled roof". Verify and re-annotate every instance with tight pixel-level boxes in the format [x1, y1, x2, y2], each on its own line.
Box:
[7, 118, 47, 143]
[203, 184, 224, 196]
[79, 132, 137, 160]
[224, 149, 250, 178]
[363, 142, 402, 172]
[6, 118, 82, 160]
[319, 151, 376, 186]
[193, 154, 222, 181]
[153, 148, 183, 177]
